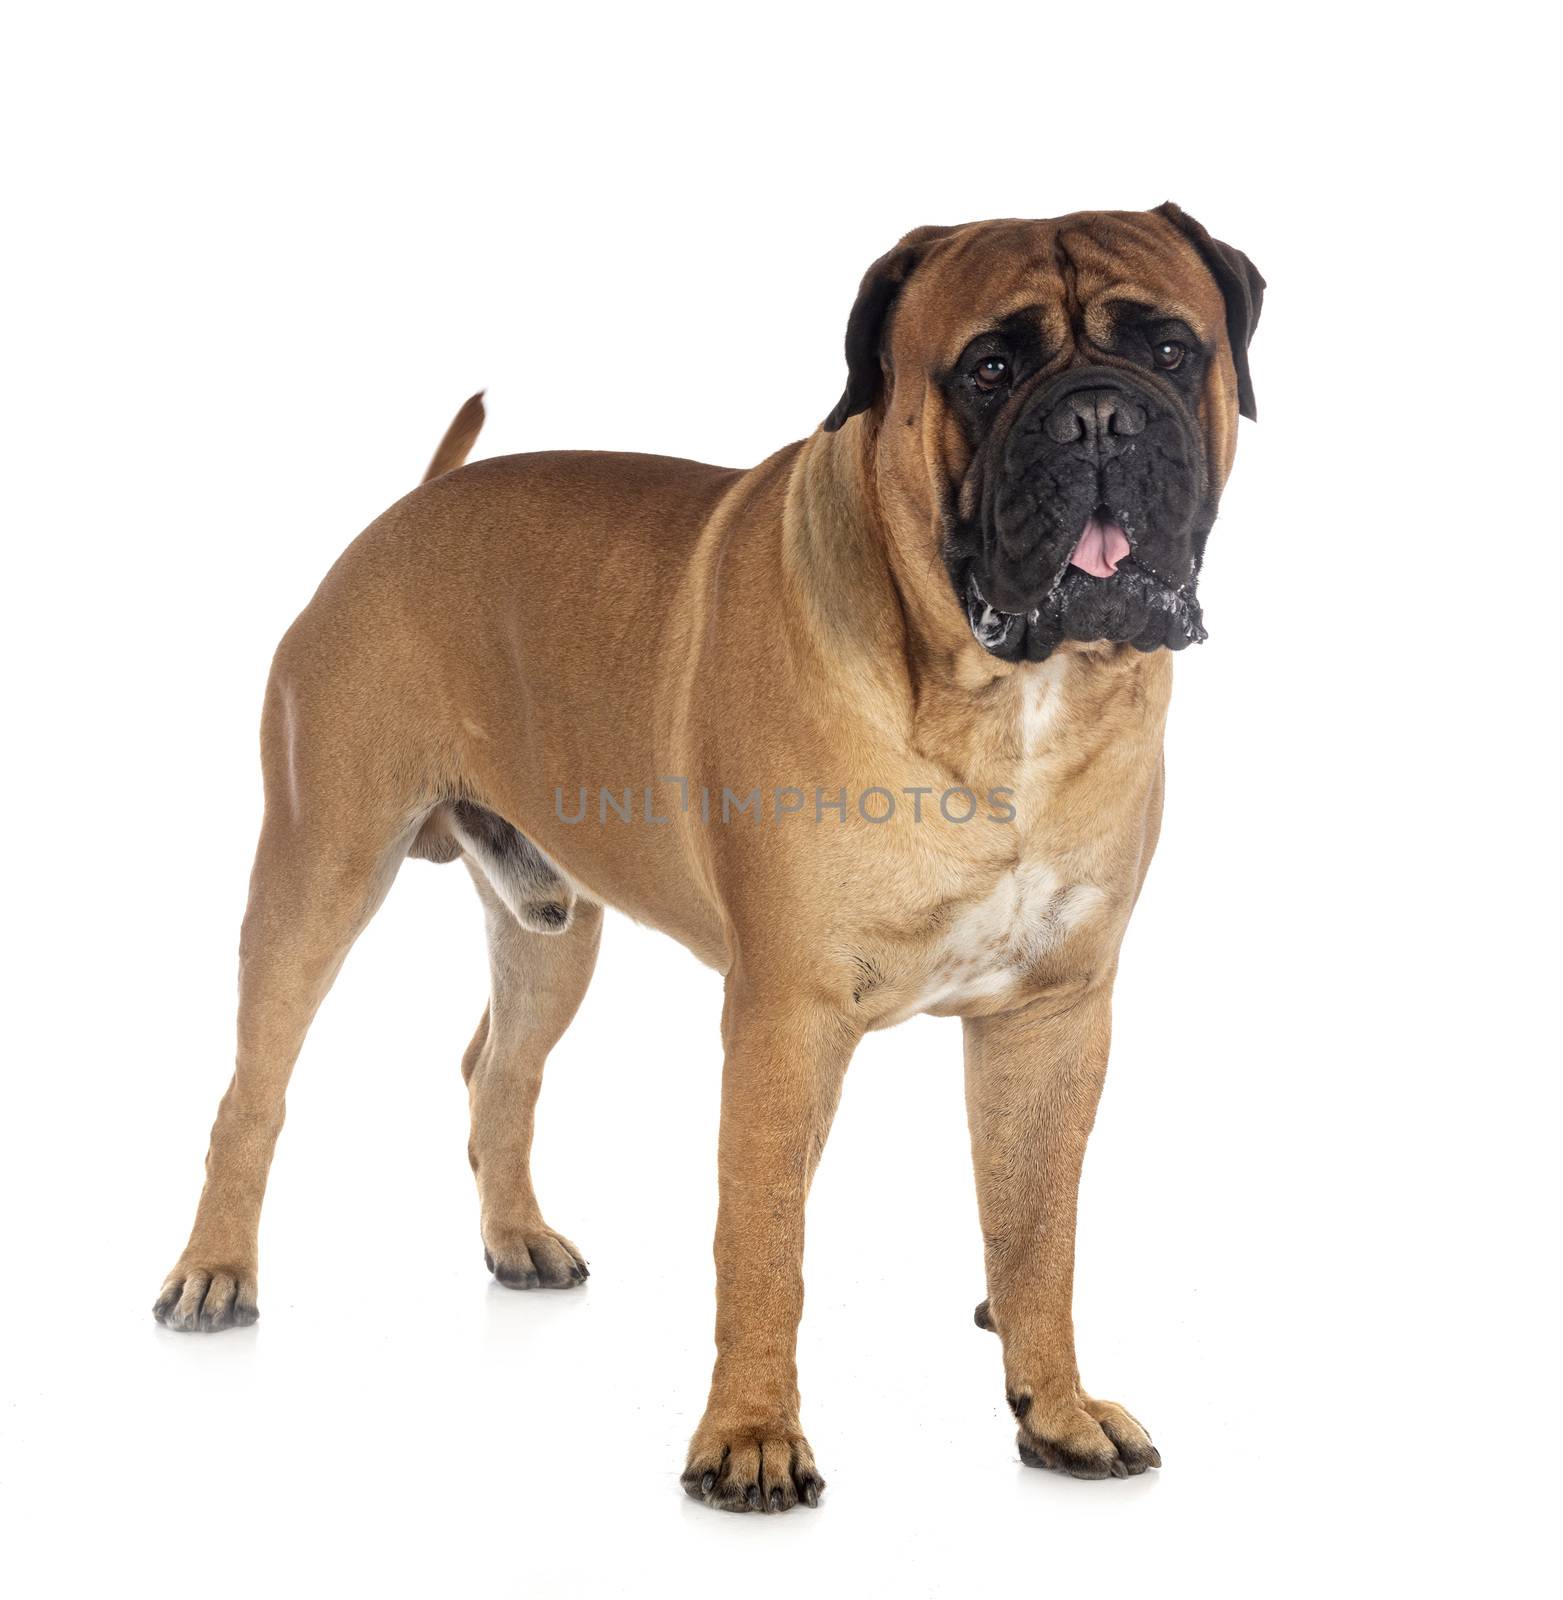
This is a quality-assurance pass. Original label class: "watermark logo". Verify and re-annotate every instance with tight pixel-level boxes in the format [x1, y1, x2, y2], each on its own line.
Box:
[554, 777, 1016, 826]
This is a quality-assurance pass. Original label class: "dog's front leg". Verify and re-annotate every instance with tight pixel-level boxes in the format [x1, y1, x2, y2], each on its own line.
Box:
[681, 993, 856, 1512]
[963, 987, 1161, 1478]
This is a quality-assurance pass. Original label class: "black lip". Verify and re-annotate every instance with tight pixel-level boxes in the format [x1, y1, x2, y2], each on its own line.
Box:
[961, 560, 1207, 662]
[963, 569, 1031, 653]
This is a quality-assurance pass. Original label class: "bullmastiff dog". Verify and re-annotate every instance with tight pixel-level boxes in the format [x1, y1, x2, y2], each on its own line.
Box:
[154, 202, 1263, 1511]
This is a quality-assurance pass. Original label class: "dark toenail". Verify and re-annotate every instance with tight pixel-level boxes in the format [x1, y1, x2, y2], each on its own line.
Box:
[746, 1484, 761, 1508]
[1007, 1393, 1031, 1420]
[770, 1486, 783, 1510]
[701, 1471, 716, 1495]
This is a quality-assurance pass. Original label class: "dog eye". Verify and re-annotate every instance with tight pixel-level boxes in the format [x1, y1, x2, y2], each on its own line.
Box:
[1152, 340, 1186, 371]
[973, 356, 1011, 392]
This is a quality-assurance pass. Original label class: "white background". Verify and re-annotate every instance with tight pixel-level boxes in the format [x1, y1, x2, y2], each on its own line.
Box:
[3, 3, 1558, 1596]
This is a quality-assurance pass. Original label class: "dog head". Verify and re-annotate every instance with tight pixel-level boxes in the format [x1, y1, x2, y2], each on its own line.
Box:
[824, 205, 1263, 662]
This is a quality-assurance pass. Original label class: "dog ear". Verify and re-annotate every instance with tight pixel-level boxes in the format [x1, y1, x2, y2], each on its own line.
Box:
[1155, 202, 1265, 422]
[823, 225, 955, 433]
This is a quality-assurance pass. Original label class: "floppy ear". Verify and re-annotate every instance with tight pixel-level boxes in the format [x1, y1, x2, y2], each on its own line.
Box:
[822, 224, 955, 433]
[1154, 201, 1265, 422]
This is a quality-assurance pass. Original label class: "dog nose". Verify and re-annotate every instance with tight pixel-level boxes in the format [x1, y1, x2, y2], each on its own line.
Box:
[1043, 388, 1146, 450]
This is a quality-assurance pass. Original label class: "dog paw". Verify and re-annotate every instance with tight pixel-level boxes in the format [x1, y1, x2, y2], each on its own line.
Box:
[1082, 1394, 1162, 1474]
[1012, 1391, 1160, 1479]
[483, 1225, 588, 1289]
[152, 1264, 259, 1332]
[681, 1428, 824, 1513]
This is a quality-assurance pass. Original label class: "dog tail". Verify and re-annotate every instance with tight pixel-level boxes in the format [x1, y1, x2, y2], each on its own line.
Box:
[422, 390, 486, 483]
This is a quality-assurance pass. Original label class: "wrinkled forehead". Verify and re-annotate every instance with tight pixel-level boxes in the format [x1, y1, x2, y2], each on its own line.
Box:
[894, 211, 1226, 363]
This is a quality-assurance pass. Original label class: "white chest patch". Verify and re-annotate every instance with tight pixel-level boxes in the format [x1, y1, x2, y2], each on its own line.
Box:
[901, 859, 1106, 1020]
[1019, 656, 1070, 755]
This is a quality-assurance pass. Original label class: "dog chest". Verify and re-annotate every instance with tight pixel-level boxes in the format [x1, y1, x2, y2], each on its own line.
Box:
[872, 857, 1108, 1024]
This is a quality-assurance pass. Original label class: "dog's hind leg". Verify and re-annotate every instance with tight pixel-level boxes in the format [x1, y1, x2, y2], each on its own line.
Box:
[154, 677, 423, 1331]
[460, 862, 600, 1288]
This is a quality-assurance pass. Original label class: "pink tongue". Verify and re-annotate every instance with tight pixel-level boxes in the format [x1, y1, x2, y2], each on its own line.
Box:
[1069, 516, 1132, 578]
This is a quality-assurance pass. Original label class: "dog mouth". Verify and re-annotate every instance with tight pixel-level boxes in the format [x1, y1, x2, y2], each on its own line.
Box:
[961, 509, 1207, 661]
[1068, 513, 1132, 579]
